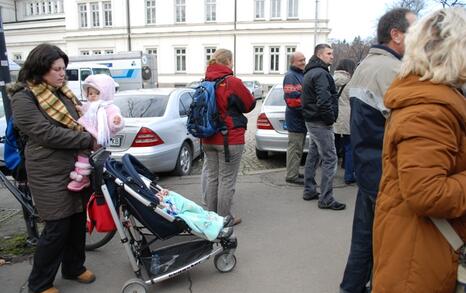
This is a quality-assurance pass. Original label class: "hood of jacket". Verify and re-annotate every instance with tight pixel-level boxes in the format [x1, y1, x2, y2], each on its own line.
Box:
[6, 82, 27, 97]
[82, 74, 116, 102]
[333, 70, 351, 88]
[385, 74, 466, 127]
[205, 63, 233, 81]
[304, 55, 329, 74]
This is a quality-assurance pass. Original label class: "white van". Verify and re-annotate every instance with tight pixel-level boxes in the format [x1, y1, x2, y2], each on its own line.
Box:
[66, 62, 119, 100]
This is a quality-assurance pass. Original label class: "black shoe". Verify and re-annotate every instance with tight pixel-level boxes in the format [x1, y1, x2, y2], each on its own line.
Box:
[217, 227, 233, 239]
[303, 192, 320, 201]
[298, 174, 304, 179]
[286, 177, 304, 185]
[223, 215, 235, 227]
[344, 179, 356, 185]
[318, 200, 346, 210]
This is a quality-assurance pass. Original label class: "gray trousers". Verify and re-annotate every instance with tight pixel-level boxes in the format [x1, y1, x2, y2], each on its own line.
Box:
[304, 122, 338, 205]
[203, 144, 244, 217]
[286, 132, 306, 180]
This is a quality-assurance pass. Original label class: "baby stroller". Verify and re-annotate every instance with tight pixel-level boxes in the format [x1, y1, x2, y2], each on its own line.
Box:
[90, 149, 238, 293]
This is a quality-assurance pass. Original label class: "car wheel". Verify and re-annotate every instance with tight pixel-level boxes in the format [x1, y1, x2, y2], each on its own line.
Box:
[175, 142, 193, 176]
[255, 148, 268, 160]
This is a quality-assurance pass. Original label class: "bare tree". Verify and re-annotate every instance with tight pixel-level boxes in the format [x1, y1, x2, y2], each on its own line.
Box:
[435, 0, 465, 7]
[331, 36, 372, 71]
[389, 0, 427, 14]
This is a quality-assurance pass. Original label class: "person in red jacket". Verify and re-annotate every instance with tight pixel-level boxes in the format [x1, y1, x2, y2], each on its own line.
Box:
[203, 48, 255, 225]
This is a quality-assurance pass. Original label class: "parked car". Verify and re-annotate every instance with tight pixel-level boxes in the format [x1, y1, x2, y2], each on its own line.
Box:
[186, 80, 201, 88]
[243, 80, 263, 100]
[108, 88, 201, 176]
[255, 84, 309, 159]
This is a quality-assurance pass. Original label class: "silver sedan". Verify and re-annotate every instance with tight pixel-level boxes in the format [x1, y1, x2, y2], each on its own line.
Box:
[108, 88, 201, 176]
[255, 84, 309, 159]
[243, 80, 263, 100]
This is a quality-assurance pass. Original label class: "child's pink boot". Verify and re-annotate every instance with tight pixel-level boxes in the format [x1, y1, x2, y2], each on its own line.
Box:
[67, 155, 92, 192]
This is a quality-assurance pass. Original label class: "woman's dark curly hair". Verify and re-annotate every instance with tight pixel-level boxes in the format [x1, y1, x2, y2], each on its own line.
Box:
[17, 43, 68, 84]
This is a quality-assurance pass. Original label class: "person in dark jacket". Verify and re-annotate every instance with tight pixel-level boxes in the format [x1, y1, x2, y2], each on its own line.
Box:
[301, 44, 345, 211]
[339, 8, 416, 293]
[283, 51, 307, 185]
[203, 48, 255, 225]
[9, 44, 97, 293]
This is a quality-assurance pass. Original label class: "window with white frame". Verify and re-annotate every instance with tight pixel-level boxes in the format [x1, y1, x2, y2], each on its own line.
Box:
[205, 47, 216, 64]
[92, 50, 102, 55]
[26, 0, 62, 15]
[146, 48, 158, 67]
[255, 0, 265, 19]
[90, 2, 100, 27]
[271, 0, 281, 18]
[254, 47, 264, 72]
[175, 48, 186, 72]
[104, 49, 114, 54]
[286, 46, 296, 69]
[146, 0, 156, 25]
[175, 0, 186, 23]
[13, 53, 22, 61]
[80, 50, 90, 55]
[270, 47, 280, 72]
[205, 0, 216, 22]
[103, 1, 112, 26]
[78, 3, 88, 28]
[146, 48, 157, 55]
[288, 0, 298, 18]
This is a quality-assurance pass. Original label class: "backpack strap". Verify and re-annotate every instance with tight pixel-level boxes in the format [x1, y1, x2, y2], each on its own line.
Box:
[214, 74, 233, 163]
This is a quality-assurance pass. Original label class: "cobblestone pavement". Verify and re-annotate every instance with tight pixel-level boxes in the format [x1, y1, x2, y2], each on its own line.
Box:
[190, 99, 287, 175]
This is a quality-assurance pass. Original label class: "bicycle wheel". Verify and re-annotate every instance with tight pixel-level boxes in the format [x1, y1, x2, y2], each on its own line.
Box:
[85, 229, 116, 251]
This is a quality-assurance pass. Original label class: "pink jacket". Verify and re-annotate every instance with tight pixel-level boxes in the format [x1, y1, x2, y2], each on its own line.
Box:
[78, 74, 124, 146]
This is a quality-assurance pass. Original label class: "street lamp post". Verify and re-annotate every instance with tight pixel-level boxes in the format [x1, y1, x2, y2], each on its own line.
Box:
[0, 14, 12, 121]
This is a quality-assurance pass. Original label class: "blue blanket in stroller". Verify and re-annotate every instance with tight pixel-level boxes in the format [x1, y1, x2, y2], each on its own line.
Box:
[162, 191, 224, 241]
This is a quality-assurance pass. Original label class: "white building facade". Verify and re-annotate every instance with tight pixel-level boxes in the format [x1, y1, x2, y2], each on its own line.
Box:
[2, 0, 330, 87]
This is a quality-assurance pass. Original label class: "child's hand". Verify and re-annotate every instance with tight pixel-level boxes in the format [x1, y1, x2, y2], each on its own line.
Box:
[76, 105, 83, 115]
[113, 115, 122, 125]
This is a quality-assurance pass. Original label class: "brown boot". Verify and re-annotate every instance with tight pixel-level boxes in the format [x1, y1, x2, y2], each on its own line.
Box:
[39, 287, 59, 293]
[63, 269, 96, 284]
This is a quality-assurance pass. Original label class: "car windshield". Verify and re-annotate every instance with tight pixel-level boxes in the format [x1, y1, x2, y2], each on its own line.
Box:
[92, 68, 112, 76]
[264, 88, 285, 106]
[243, 81, 253, 87]
[114, 94, 169, 118]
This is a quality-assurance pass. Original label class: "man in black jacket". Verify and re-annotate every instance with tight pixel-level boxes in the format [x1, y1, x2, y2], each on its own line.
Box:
[301, 44, 345, 211]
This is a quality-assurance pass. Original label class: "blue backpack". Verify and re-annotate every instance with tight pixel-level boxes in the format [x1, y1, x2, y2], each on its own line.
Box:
[4, 117, 28, 181]
[187, 75, 231, 161]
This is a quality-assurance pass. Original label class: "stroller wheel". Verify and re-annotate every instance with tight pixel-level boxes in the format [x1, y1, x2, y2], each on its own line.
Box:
[121, 278, 148, 293]
[214, 251, 237, 273]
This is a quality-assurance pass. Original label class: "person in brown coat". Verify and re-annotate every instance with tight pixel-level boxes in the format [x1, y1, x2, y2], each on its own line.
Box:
[372, 8, 466, 292]
[9, 44, 97, 293]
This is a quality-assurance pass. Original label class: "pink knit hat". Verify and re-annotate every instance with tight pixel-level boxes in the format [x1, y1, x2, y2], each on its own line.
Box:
[82, 74, 116, 101]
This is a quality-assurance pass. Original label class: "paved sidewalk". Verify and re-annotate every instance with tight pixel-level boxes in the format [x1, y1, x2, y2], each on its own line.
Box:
[0, 167, 358, 293]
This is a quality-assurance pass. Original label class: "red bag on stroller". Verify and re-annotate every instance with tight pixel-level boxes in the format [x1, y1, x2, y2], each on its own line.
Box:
[87, 192, 116, 233]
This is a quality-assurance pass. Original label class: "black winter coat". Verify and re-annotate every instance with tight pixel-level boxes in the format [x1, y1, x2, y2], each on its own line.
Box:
[301, 56, 338, 125]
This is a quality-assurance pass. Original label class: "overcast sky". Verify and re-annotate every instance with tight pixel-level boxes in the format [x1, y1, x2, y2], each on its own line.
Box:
[327, 0, 443, 41]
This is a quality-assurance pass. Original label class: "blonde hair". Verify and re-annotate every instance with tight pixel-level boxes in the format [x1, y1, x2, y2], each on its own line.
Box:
[399, 7, 466, 87]
[208, 49, 233, 66]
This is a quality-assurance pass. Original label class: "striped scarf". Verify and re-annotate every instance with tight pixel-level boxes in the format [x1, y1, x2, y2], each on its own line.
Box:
[28, 82, 83, 131]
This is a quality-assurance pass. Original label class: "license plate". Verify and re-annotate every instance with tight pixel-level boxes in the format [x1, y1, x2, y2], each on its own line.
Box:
[110, 135, 123, 147]
[280, 120, 288, 130]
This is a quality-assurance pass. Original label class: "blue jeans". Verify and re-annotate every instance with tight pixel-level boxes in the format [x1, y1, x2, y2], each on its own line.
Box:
[340, 188, 376, 293]
[304, 123, 338, 205]
[341, 135, 355, 182]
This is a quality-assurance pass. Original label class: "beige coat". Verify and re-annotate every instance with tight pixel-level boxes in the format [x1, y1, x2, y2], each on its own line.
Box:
[372, 75, 466, 292]
[333, 70, 351, 135]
